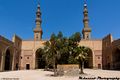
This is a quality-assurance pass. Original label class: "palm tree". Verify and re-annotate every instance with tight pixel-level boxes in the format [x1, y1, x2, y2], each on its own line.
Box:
[42, 41, 52, 70]
[43, 32, 82, 75]
[75, 46, 89, 74]
[43, 33, 62, 76]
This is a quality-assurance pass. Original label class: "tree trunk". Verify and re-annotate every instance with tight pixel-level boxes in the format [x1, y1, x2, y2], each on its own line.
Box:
[44, 58, 49, 71]
[80, 61, 84, 74]
[44, 65, 48, 71]
[53, 57, 57, 76]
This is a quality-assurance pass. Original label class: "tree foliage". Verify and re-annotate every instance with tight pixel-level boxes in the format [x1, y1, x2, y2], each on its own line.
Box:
[75, 46, 90, 74]
[42, 31, 89, 75]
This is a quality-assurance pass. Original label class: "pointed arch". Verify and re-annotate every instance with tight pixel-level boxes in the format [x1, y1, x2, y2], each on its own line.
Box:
[35, 48, 46, 69]
[84, 48, 93, 68]
[113, 48, 120, 70]
[4, 46, 13, 71]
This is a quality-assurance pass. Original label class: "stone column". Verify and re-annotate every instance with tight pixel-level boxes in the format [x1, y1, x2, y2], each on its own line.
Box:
[92, 51, 96, 69]
[33, 41, 36, 69]
[33, 50, 36, 69]
[18, 51, 21, 70]
[12, 49, 15, 70]
[0, 51, 5, 71]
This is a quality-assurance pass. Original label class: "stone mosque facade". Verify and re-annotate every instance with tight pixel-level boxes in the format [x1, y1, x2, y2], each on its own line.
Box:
[0, 1, 120, 71]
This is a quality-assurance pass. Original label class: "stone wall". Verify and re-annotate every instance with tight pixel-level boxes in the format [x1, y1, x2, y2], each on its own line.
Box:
[57, 64, 79, 76]
[102, 34, 113, 69]
[0, 35, 14, 71]
[112, 39, 120, 69]
[12, 35, 22, 70]
[79, 39, 102, 69]
[21, 40, 45, 69]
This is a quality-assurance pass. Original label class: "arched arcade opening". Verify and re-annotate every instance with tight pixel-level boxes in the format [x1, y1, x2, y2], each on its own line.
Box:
[113, 48, 120, 70]
[35, 48, 46, 69]
[4, 49, 13, 71]
[84, 48, 93, 68]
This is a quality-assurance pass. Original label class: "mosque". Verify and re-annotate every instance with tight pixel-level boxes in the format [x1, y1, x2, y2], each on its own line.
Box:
[0, 1, 120, 71]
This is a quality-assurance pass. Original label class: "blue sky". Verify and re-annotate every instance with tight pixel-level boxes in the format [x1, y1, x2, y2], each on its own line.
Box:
[0, 0, 120, 40]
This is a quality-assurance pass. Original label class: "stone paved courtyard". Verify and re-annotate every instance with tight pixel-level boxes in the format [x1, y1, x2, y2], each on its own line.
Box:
[0, 69, 120, 80]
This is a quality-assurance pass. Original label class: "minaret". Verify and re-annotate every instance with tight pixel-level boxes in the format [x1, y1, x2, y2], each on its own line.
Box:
[33, 3, 43, 41]
[82, 0, 91, 40]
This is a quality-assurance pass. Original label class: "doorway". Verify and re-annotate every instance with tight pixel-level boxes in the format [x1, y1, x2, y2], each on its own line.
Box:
[98, 64, 101, 69]
[4, 49, 11, 71]
[26, 64, 30, 70]
[16, 63, 19, 70]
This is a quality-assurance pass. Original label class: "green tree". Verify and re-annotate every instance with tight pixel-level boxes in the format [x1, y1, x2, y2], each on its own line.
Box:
[42, 41, 52, 70]
[75, 46, 89, 74]
[49, 33, 58, 76]
[69, 32, 81, 43]
[43, 32, 63, 76]
[43, 31, 82, 75]
[68, 32, 81, 64]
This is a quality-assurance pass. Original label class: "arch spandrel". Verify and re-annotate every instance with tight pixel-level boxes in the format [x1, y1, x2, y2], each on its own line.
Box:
[79, 40, 102, 51]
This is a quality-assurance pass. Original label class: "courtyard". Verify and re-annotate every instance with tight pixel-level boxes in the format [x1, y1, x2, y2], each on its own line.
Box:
[0, 69, 120, 80]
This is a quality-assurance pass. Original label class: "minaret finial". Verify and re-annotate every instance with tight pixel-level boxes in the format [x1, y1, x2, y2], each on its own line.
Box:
[84, 0, 87, 7]
[37, 0, 40, 9]
[38, 0, 40, 6]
